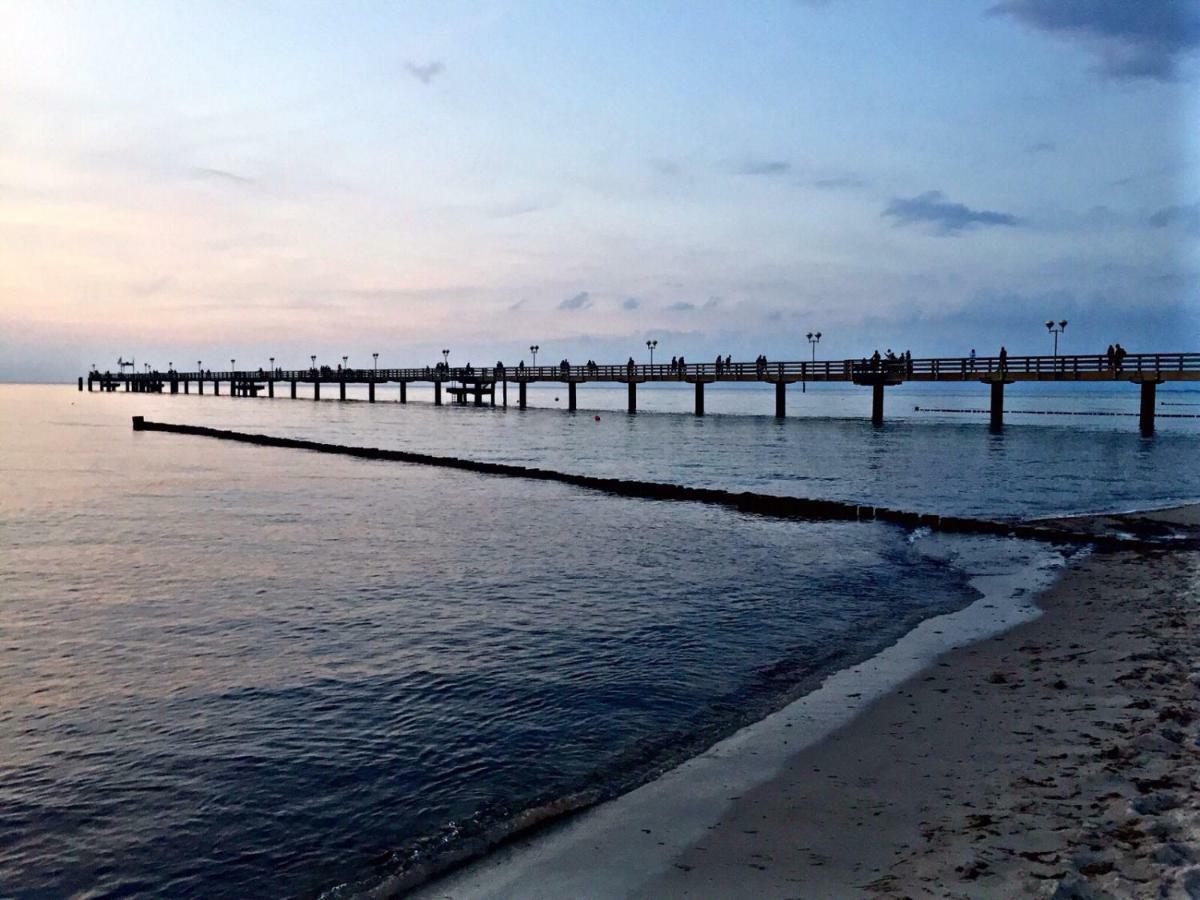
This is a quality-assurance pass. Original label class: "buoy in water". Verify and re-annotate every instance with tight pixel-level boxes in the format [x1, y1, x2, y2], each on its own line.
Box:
[594, 415, 601, 421]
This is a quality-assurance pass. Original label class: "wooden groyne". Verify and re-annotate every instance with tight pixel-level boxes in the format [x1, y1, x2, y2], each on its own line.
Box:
[130, 417, 1175, 550]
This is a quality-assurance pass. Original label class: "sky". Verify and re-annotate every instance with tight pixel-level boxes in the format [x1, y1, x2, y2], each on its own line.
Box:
[1, 0, 1197, 380]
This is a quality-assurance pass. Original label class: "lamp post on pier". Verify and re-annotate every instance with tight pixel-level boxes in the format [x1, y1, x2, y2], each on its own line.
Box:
[530, 345, 539, 368]
[646, 339, 657, 369]
[804, 331, 821, 393]
[1045, 319, 1067, 358]
[372, 352, 378, 376]
[269, 356, 274, 374]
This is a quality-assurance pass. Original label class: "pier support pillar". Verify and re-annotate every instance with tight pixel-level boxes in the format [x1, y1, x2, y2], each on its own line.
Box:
[78, 376, 84, 391]
[183, 380, 189, 394]
[871, 383, 885, 426]
[268, 380, 274, 399]
[490, 384, 495, 407]
[568, 382, 577, 411]
[474, 384, 484, 407]
[518, 382, 527, 409]
[199, 379, 204, 395]
[775, 381, 786, 418]
[87, 377, 93, 392]
[628, 381, 637, 414]
[434, 381, 442, 406]
[313, 381, 320, 401]
[502, 380, 507, 408]
[989, 381, 1004, 430]
[214, 380, 220, 396]
[400, 381, 407, 404]
[368, 381, 375, 403]
[694, 381, 705, 416]
[170, 378, 177, 394]
[1140, 381, 1157, 436]
[290, 380, 296, 399]
[339, 380, 346, 401]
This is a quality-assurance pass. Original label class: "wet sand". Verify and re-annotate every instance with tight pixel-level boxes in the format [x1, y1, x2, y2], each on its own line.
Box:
[642, 507, 1200, 898]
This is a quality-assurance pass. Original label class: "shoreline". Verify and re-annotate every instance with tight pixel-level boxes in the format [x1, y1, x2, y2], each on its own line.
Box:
[413, 506, 1200, 898]
[408, 537, 1068, 898]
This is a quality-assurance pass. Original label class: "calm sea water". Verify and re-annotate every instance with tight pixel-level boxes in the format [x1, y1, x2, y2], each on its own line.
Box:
[1, 382, 1197, 898]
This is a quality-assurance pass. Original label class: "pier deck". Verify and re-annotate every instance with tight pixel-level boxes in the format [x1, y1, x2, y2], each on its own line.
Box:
[85, 351, 1200, 434]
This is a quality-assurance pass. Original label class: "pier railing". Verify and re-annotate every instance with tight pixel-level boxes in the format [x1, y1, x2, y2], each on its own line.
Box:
[96, 351, 1200, 384]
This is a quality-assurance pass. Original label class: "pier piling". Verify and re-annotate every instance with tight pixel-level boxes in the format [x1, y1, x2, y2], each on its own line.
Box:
[434, 381, 442, 406]
[1140, 381, 1158, 435]
[775, 381, 786, 418]
[568, 382, 577, 411]
[628, 381, 637, 414]
[400, 381, 407, 404]
[313, 381, 319, 401]
[518, 381, 526, 409]
[990, 381, 1004, 430]
[872, 383, 885, 426]
[368, 381, 375, 403]
[695, 381, 705, 416]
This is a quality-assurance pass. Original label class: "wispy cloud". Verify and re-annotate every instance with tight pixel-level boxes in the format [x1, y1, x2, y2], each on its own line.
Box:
[508, 298, 527, 311]
[882, 190, 1021, 235]
[1148, 201, 1200, 235]
[404, 60, 445, 85]
[1026, 140, 1057, 153]
[622, 297, 641, 310]
[666, 297, 720, 312]
[649, 159, 682, 176]
[989, 0, 1200, 82]
[558, 291, 592, 311]
[192, 167, 255, 185]
[735, 159, 791, 177]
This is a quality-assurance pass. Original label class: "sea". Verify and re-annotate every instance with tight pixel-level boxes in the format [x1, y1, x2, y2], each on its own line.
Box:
[2, 380, 1198, 898]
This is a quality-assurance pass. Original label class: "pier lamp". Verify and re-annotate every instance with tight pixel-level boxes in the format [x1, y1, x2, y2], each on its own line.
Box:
[372, 352, 378, 375]
[804, 332, 822, 393]
[530, 345, 539, 367]
[169, 361, 173, 372]
[442, 349, 450, 369]
[197, 360, 202, 374]
[1045, 319, 1067, 358]
[231, 358, 236, 373]
[646, 339, 658, 366]
[311, 354, 317, 371]
[269, 356, 274, 373]
[342, 355, 348, 371]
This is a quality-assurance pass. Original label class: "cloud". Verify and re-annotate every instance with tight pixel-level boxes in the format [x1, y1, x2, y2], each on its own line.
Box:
[666, 297, 720, 312]
[192, 167, 255, 185]
[622, 297, 641, 310]
[882, 190, 1021, 235]
[989, 0, 1200, 82]
[736, 160, 791, 176]
[650, 159, 682, 176]
[508, 299, 527, 311]
[404, 60, 445, 84]
[558, 291, 592, 311]
[1148, 201, 1200, 234]
[1026, 140, 1057, 153]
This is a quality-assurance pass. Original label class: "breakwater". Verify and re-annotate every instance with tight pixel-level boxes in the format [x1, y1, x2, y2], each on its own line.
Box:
[131, 417, 1156, 549]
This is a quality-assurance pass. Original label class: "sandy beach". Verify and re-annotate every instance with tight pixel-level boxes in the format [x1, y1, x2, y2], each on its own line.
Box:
[418, 507, 1200, 898]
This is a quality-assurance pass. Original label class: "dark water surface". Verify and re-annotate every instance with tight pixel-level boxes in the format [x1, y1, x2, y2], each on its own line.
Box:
[1, 384, 1196, 897]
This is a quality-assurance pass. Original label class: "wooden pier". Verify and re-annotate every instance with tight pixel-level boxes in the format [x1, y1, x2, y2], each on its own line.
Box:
[85, 351, 1200, 435]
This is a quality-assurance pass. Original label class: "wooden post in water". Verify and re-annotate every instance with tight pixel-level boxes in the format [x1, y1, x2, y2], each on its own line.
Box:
[628, 381, 636, 413]
[871, 383, 885, 426]
[990, 381, 1004, 430]
[434, 381, 442, 406]
[183, 380, 189, 394]
[474, 383, 484, 407]
[775, 381, 786, 418]
[198, 378, 205, 395]
[400, 381, 407, 404]
[313, 380, 320, 401]
[267, 379, 274, 398]
[1140, 381, 1157, 435]
[502, 379, 507, 408]
[78, 376, 83, 391]
[368, 381, 375, 403]
[339, 379, 346, 401]
[694, 380, 705, 416]
[290, 380, 296, 399]
[214, 380, 220, 396]
[568, 382, 577, 411]
[518, 381, 526, 409]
